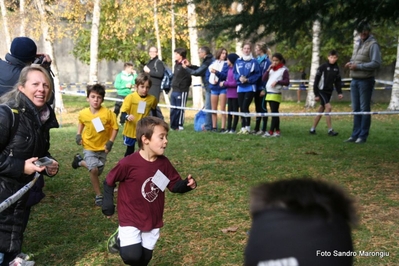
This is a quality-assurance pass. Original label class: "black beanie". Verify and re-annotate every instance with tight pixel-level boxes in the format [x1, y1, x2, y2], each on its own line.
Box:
[10, 37, 37, 62]
[227, 53, 239, 65]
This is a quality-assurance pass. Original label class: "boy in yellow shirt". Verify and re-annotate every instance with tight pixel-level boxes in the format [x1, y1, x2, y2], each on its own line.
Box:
[72, 84, 119, 206]
[121, 73, 158, 157]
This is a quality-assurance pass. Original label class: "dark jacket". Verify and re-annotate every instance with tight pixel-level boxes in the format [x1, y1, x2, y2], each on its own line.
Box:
[0, 54, 26, 96]
[171, 60, 192, 93]
[184, 54, 214, 91]
[146, 56, 165, 99]
[0, 93, 59, 254]
[314, 62, 342, 96]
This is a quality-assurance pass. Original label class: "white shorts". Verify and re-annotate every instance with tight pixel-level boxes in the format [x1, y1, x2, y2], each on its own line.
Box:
[118, 226, 160, 250]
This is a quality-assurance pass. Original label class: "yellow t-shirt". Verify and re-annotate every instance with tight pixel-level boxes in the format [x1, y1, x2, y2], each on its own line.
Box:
[121, 92, 158, 138]
[78, 106, 118, 151]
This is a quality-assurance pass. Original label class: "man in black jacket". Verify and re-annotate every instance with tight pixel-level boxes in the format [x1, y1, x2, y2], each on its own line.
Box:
[144, 46, 165, 119]
[182, 46, 214, 131]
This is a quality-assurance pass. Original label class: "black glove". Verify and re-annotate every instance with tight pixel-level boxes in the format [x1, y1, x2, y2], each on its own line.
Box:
[105, 140, 114, 152]
[75, 134, 82, 145]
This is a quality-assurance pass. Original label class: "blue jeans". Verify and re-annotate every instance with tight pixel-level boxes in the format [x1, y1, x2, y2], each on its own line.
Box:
[0, 253, 3, 264]
[350, 78, 375, 140]
[204, 88, 212, 130]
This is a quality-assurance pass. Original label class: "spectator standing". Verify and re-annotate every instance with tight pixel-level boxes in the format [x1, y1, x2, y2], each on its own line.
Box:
[234, 42, 261, 134]
[217, 53, 240, 133]
[143, 46, 165, 119]
[170, 48, 192, 130]
[182, 46, 214, 131]
[113, 63, 137, 125]
[261, 53, 290, 137]
[72, 84, 119, 207]
[209, 47, 228, 132]
[252, 42, 271, 135]
[344, 21, 381, 144]
[0, 66, 59, 266]
[310, 50, 343, 136]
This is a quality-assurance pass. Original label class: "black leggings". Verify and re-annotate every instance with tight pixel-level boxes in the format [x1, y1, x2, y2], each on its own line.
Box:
[268, 101, 280, 132]
[254, 90, 268, 132]
[238, 91, 254, 128]
[120, 243, 153, 266]
[227, 98, 239, 131]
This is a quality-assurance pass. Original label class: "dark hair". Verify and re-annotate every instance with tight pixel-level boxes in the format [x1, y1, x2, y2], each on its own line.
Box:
[86, 84, 105, 99]
[214, 47, 227, 60]
[174, 48, 187, 58]
[135, 73, 152, 87]
[272, 52, 286, 65]
[124, 62, 133, 68]
[250, 178, 358, 226]
[329, 50, 338, 56]
[200, 46, 211, 55]
[136, 116, 169, 149]
[356, 20, 371, 32]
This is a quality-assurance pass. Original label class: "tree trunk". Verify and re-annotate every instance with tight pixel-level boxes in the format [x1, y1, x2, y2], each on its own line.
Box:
[19, 0, 25, 35]
[186, 0, 203, 109]
[0, 0, 11, 49]
[305, 20, 321, 109]
[89, 0, 100, 84]
[34, 0, 64, 113]
[171, 0, 175, 68]
[387, 36, 399, 110]
[153, 0, 162, 60]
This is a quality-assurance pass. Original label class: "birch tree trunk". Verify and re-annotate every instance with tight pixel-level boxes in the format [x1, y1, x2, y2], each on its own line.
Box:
[305, 20, 321, 109]
[89, 0, 100, 84]
[19, 0, 25, 35]
[0, 0, 11, 49]
[171, 0, 175, 68]
[153, 0, 162, 60]
[387, 36, 399, 110]
[186, 0, 203, 109]
[34, 0, 64, 113]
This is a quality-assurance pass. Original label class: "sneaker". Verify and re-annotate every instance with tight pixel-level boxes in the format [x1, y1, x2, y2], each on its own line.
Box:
[309, 129, 316, 134]
[256, 130, 265, 136]
[71, 154, 83, 169]
[344, 137, 356, 143]
[272, 131, 281, 137]
[355, 138, 366, 144]
[219, 129, 228, 134]
[237, 128, 245, 134]
[9, 257, 35, 266]
[328, 130, 338, 136]
[178, 126, 184, 131]
[249, 130, 257, 135]
[262, 131, 272, 138]
[95, 195, 103, 206]
[228, 130, 236, 134]
[107, 228, 120, 254]
[211, 128, 218, 132]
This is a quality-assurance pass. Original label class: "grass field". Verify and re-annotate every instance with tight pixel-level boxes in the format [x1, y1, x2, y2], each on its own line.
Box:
[23, 95, 399, 265]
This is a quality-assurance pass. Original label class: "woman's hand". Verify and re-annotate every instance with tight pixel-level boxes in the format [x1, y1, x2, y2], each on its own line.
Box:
[25, 157, 45, 175]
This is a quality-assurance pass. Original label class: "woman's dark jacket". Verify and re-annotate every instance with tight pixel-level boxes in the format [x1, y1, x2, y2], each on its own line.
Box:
[0, 93, 59, 254]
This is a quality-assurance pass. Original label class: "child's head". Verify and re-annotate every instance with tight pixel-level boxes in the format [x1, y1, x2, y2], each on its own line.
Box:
[124, 62, 134, 74]
[271, 53, 285, 65]
[136, 116, 169, 153]
[86, 84, 105, 109]
[174, 48, 187, 60]
[135, 73, 152, 97]
[255, 42, 268, 56]
[227, 53, 239, 67]
[328, 50, 339, 64]
[214, 47, 228, 60]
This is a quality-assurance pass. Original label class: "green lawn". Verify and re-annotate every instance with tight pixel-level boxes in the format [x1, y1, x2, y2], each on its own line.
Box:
[22, 95, 399, 265]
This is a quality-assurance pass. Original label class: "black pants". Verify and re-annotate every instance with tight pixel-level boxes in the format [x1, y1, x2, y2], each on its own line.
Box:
[238, 91, 254, 128]
[268, 101, 280, 132]
[227, 98, 239, 131]
[254, 90, 268, 132]
[120, 243, 153, 266]
[114, 95, 127, 124]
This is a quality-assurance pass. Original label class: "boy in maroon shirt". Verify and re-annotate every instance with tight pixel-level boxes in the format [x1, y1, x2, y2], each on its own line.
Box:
[102, 116, 197, 265]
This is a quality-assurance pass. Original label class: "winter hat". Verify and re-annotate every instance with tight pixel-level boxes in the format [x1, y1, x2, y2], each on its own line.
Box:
[227, 53, 239, 65]
[10, 37, 37, 62]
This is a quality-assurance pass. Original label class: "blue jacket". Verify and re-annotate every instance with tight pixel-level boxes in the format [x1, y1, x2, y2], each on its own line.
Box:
[0, 54, 26, 96]
[257, 55, 271, 91]
[234, 58, 261, 93]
